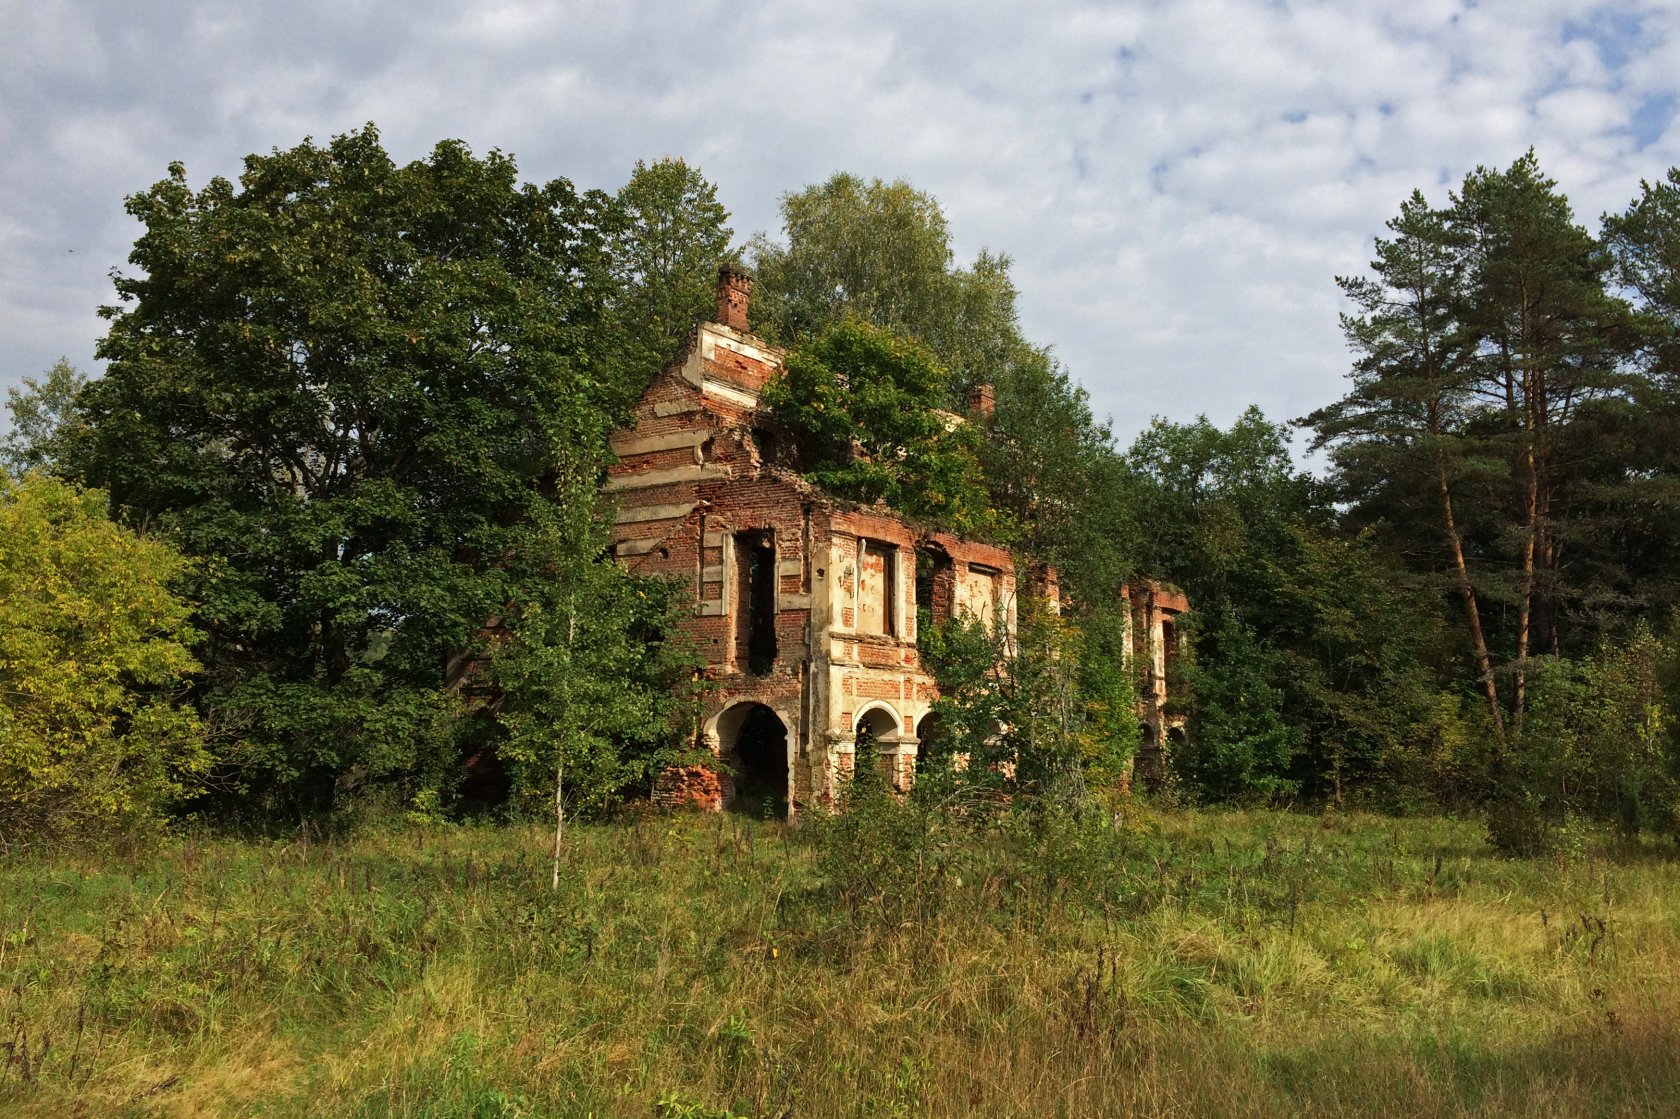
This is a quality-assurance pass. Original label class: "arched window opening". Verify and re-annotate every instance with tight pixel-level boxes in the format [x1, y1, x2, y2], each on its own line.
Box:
[915, 711, 946, 773]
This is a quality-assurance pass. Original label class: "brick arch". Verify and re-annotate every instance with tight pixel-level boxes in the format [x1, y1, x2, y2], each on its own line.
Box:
[854, 703, 902, 741]
[708, 700, 791, 816]
[706, 698, 794, 749]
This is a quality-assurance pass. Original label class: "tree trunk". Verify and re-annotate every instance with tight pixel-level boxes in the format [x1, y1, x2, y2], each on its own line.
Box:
[1514, 439, 1538, 732]
[1419, 305, 1504, 743]
[1513, 293, 1540, 733]
[1437, 452, 1504, 743]
[551, 590, 578, 892]
[551, 757, 564, 891]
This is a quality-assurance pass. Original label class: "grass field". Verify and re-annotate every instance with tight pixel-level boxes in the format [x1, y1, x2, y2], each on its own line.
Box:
[2, 801, 1677, 1118]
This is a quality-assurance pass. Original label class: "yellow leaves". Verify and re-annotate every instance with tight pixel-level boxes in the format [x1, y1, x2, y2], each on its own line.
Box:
[0, 473, 207, 843]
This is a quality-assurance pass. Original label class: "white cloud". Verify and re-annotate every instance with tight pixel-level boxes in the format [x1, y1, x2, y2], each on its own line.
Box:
[3, 0, 1679, 460]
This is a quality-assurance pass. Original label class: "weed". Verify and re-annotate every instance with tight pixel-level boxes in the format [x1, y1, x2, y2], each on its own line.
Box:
[0, 810, 1676, 1117]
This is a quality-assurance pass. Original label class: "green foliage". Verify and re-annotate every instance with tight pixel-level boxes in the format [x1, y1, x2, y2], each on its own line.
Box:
[912, 608, 1009, 788]
[1301, 154, 1680, 833]
[1484, 629, 1680, 853]
[1172, 612, 1298, 801]
[610, 158, 735, 398]
[69, 125, 629, 815]
[1, 358, 88, 476]
[1601, 168, 1680, 628]
[1072, 603, 1144, 788]
[1126, 411, 1454, 804]
[917, 596, 1137, 806]
[491, 481, 705, 820]
[980, 348, 1134, 601]
[749, 168, 1129, 576]
[750, 173, 1142, 789]
[1309, 154, 1649, 731]
[763, 320, 1006, 537]
[0, 472, 208, 846]
[749, 174, 1022, 391]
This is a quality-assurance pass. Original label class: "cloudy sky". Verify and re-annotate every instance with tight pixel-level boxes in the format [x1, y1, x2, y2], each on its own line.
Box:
[4, 1, 1679, 458]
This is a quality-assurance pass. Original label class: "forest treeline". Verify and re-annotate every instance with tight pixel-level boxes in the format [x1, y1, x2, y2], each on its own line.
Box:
[4, 127, 1680, 853]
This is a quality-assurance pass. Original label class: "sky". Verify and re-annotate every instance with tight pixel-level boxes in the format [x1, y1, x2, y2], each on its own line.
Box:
[5, 0, 1680, 460]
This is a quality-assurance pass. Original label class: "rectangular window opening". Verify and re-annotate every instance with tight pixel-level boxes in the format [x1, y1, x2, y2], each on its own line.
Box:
[915, 547, 954, 631]
[735, 533, 777, 675]
[881, 545, 897, 638]
[858, 539, 899, 637]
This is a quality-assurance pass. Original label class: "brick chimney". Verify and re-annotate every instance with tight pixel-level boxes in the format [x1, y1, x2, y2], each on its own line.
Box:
[717, 263, 753, 333]
[966, 382, 995, 421]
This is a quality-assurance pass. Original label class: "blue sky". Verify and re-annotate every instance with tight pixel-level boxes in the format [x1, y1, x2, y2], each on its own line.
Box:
[4, 0, 1679, 457]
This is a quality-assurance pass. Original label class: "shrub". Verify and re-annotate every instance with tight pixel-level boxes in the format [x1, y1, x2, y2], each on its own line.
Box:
[0, 472, 208, 847]
[1484, 630, 1680, 854]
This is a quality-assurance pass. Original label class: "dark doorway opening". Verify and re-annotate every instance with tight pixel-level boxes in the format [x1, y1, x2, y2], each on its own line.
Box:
[1137, 722, 1163, 790]
[915, 711, 945, 773]
[723, 703, 788, 817]
[856, 707, 900, 784]
[735, 534, 778, 675]
[455, 711, 510, 816]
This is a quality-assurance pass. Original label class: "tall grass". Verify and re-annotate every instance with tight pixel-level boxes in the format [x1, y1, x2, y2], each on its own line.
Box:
[2, 802, 1677, 1117]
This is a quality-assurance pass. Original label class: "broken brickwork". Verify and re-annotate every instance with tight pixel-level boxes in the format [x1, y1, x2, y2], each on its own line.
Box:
[608, 268, 1184, 816]
[1125, 579, 1189, 789]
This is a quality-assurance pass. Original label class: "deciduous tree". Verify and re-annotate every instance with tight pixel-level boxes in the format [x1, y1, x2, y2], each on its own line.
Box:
[69, 125, 632, 813]
[0, 472, 207, 845]
[749, 173, 1024, 399]
[764, 320, 1005, 538]
[610, 158, 735, 401]
[2, 358, 88, 476]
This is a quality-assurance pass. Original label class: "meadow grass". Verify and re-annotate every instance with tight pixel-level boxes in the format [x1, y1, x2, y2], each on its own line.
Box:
[1, 802, 1677, 1118]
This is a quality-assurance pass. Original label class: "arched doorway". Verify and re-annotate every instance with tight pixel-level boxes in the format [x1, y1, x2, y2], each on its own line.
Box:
[1136, 721, 1163, 790]
[855, 705, 902, 786]
[915, 711, 945, 773]
[715, 702, 788, 817]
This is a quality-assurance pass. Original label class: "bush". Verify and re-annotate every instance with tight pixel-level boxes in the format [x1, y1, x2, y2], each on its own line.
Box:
[1484, 630, 1680, 854]
[0, 472, 208, 847]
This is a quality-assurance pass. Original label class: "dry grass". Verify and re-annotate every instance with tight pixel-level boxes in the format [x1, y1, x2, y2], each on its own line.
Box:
[2, 804, 1677, 1117]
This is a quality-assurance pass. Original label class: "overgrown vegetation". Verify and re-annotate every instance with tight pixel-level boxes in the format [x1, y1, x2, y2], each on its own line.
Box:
[761, 320, 1005, 538]
[0, 472, 206, 848]
[6, 128, 1680, 850]
[2, 810, 1677, 1117]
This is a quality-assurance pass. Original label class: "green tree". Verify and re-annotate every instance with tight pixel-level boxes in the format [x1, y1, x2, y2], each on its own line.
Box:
[752, 172, 1134, 608]
[1484, 630, 1680, 852]
[1304, 191, 1507, 739]
[981, 348, 1135, 602]
[1452, 152, 1636, 722]
[1310, 157, 1643, 748]
[68, 125, 630, 814]
[748, 173, 1024, 397]
[918, 595, 1136, 808]
[610, 158, 735, 400]
[1126, 411, 1452, 802]
[763, 320, 1005, 537]
[2, 358, 89, 476]
[1600, 169, 1680, 628]
[491, 461, 704, 886]
[0, 472, 208, 846]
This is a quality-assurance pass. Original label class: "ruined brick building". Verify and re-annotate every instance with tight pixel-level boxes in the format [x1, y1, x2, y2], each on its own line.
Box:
[1125, 579, 1188, 786]
[608, 267, 1184, 815]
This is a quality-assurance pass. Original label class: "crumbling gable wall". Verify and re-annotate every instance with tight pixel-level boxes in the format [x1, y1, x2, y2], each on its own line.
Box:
[609, 268, 1028, 816]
